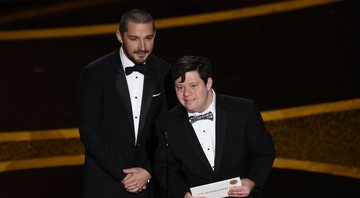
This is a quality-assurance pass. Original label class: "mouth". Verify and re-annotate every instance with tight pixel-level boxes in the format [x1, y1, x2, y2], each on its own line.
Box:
[184, 98, 194, 105]
[135, 50, 149, 56]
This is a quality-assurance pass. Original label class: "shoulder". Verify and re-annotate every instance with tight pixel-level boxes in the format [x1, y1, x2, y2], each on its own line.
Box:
[148, 54, 171, 67]
[147, 55, 171, 72]
[159, 105, 184, 122]
[217, 94, 255, 107]
[81, 50, 118, 75]
[216, 93, 259, 113]
[80, 49, 119, 76]
[86, 50, 118, 68]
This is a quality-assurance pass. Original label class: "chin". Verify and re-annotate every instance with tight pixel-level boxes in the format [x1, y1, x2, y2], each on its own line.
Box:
[137, 54, 148, 59]
[185, 106, 196, 112]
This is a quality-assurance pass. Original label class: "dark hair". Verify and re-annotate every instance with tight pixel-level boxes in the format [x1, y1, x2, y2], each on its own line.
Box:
[119, 8, 155, 34]
[171, 55, 212, 84]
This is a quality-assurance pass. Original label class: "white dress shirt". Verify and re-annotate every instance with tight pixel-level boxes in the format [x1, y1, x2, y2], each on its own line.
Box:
[119, 47, 144, 144]
[188, 90, 216, 170]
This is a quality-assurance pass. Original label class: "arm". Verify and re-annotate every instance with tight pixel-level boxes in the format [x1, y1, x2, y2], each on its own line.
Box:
[77, 66, 127, 182]
[245, 101, 276, 188]
[167, 146, 190, 198]
[154, 119, 190, 198]
[153, 120, 168, 194]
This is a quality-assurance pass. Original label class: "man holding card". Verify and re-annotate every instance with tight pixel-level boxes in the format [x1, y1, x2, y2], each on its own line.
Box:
[154, 55, 276, 198]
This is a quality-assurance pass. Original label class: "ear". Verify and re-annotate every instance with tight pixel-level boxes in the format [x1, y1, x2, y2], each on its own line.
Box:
[116, 31, 123, 44]
[206, 77, 213, 90]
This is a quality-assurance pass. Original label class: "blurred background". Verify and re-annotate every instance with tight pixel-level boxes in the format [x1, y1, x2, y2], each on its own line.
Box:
[0, 0, 359, 197]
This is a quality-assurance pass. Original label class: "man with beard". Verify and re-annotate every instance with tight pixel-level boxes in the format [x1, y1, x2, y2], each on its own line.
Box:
[77, 8, 173, 198]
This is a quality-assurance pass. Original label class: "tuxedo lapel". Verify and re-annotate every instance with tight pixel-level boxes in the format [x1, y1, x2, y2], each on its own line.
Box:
[214, 99, 228, 175]
[178, 111, 214, 174]
[138, 65, 156, 137]
[109, 51, 135, 135]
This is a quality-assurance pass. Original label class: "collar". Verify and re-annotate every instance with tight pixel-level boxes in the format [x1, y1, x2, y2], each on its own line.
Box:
[119, 47, 135, 70]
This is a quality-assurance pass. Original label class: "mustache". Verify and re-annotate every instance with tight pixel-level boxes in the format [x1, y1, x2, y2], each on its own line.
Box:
[134, 49, 149, 54]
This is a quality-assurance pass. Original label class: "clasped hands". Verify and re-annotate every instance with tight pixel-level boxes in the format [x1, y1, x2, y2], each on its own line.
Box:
[122, 167, 151, 193]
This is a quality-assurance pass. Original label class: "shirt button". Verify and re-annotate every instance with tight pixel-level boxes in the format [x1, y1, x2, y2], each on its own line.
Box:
[135, 96, 138, 99]
[207, 148, 210, 150]
[135, 76, 138, 79]
[203, 130, 205, 133]
[135, 116, 138, 119]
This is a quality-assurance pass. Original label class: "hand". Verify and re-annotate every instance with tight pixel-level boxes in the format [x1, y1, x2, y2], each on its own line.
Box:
[228, 178, 255, 197]
[184, 192, 206, 198]
[122, 167, 151, 193]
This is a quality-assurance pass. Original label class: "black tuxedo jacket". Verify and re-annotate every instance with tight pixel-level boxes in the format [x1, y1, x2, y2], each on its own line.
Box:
[155, 94, 275, 198]
[77, 49, 171, 198]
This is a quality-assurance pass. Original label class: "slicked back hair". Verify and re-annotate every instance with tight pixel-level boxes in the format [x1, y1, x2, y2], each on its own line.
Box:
[119, 8, 155, 34]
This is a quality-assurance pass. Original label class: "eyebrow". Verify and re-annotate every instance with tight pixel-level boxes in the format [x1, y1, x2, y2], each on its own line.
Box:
[176, 82, 200, 86]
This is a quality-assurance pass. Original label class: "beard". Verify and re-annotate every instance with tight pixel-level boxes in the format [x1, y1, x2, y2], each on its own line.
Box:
[122, 44, 150, 65]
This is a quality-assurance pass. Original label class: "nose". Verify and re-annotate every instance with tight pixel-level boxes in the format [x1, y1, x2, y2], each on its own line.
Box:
[138, 39, 146, 51]
[183, 87, 191, 96]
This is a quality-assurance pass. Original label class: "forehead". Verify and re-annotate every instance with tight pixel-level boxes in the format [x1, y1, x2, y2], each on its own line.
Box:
[175, 71, 202, 84]
[125, 21, 154, 35]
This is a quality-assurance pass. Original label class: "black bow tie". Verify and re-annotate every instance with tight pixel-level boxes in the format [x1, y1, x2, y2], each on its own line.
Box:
[125, 63, 147, 75]
[189, 111, 214, 124]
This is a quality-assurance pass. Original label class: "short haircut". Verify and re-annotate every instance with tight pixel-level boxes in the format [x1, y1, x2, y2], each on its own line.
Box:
[172, 55, 212, 84]
[119, 8, 155, 34]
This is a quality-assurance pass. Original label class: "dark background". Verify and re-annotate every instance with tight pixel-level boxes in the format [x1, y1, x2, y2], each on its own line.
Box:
[0, 0, 359, 197]
[0, 0, 359, 132]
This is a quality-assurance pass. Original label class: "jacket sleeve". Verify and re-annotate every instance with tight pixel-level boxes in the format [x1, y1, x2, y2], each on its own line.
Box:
[77, 66, 127, 182]
[245, 101, 276, 188]
[154, 119, 190, 198]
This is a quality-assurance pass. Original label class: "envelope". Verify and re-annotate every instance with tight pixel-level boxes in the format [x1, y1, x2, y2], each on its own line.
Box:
[190, 177, 241, 198]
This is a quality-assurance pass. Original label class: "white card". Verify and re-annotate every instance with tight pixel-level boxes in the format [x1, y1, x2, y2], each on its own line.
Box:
[190, 177, 241, 198]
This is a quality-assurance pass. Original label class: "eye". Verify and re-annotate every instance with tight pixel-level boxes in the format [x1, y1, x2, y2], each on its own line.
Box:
[175, 86, 183, 91]
[145, 35, 154, 40]
[129, 36, 138, 41]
